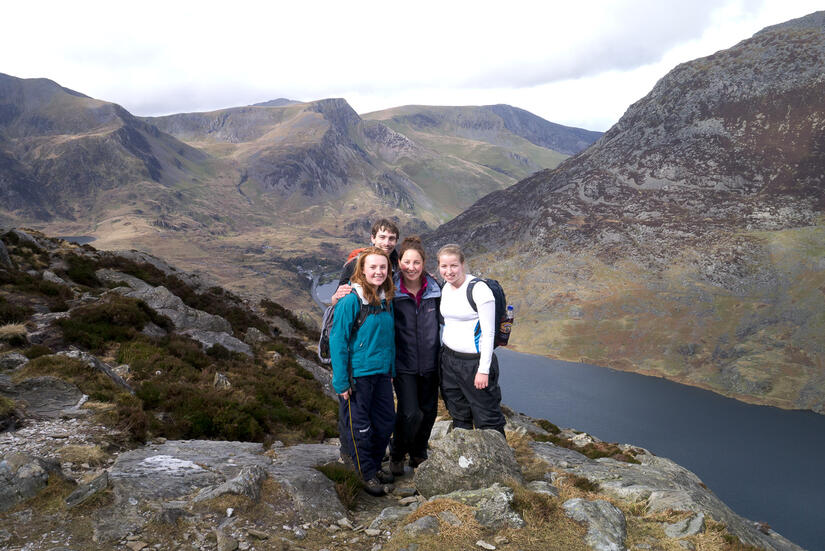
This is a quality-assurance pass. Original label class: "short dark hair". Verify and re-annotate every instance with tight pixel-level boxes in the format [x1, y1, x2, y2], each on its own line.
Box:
[371, 218, 399, 239]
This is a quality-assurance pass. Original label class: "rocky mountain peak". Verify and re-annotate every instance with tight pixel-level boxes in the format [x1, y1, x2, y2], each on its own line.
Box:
[307, 97, 363, 135]
[428, 11, 825, 419]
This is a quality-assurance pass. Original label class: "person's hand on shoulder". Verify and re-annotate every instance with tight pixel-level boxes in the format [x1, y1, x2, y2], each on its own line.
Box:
[330, 284, 352, 306]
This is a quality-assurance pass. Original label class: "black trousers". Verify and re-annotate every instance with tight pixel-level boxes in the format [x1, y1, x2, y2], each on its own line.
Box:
[337, 373, 395, 480]
[440, 346, 505, 433]
[390, 371, 439, 461]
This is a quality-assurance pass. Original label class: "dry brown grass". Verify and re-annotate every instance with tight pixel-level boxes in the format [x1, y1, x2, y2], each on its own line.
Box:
[386, 498, 482, 550]
[507, 429, 553, 481]
[0, 323, 27, 340]
[57, 444, 108, 466]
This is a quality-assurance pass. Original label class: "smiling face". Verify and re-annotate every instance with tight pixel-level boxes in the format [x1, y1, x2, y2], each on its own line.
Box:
[400, 249, 424, 285]
[371, 228, 398, 255]
[362, 253, 389, 288]
[438, 253, 465, 288]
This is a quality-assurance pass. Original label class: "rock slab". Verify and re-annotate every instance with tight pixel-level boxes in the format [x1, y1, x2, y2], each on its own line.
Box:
[563, 498, 628, 551]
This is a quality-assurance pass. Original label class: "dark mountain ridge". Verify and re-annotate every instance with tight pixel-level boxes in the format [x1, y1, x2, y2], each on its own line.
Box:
[428, 11, 825, 413]
[0, 73, 206, 223]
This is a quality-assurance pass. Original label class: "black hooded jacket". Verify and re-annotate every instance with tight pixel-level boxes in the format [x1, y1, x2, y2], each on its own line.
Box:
[393, 272, 442, 375]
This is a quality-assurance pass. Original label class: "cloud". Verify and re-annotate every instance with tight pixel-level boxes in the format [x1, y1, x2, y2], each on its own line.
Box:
[1, 0, 822, 130]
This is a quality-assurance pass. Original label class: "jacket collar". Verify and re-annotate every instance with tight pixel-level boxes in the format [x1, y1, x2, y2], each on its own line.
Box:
[351, 282, 386, 305]
[393, 272, 441, 300]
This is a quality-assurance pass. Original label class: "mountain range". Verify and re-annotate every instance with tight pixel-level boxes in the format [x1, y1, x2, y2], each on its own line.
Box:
[0, 73, 596, 309]
[427, 11, 825, 413]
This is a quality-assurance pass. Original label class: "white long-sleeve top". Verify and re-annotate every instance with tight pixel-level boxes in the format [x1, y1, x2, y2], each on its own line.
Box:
[440, 275, 496, 374]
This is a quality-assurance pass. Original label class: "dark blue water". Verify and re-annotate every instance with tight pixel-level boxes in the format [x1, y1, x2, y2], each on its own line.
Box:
[497, 349, 825, 550]
[57, 235, 96, 245]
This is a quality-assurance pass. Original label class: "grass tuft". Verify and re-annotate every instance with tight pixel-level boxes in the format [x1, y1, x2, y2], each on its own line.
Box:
[316, 462, 362, 509]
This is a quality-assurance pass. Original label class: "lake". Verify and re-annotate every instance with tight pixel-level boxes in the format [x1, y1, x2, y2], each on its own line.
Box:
[496, 348, 824, 550]
[56, 235, 96, 245]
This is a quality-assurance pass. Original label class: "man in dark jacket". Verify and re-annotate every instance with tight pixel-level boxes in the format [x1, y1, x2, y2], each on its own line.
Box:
[330, 218, 399, 305]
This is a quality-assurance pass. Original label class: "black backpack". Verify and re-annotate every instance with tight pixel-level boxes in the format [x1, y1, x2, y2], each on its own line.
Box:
[466, 277, 511, 348]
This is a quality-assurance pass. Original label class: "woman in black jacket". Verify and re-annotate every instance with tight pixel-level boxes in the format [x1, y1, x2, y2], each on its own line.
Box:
[389, 236, 441, 476]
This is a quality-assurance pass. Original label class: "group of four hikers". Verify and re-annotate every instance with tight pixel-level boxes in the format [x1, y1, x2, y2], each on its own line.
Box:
[328, 218, 506, 496]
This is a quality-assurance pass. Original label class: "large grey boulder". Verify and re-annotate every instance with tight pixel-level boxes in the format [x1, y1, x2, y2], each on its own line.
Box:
[532, 441, 804, 551]
[180, 329, 252, 357]
[125, 286, 232, 333]
[414, 428, 522, 498]
[563, 498, 627, 551]
[429, 483, 525, 529]
[9, 229, 41, 249]
[0, 453, 68, 512]
[294, 356, 336, 399]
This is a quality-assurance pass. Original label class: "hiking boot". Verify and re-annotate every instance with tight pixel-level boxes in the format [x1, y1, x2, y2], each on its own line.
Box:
[363, 477, 387, 496]
[409, 456, 427, 468]
[376, 469, 395, 484]
[389, 460, 406, 477]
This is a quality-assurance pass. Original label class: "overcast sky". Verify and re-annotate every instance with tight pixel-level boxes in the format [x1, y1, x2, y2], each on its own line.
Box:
[2, 1, 821, 131]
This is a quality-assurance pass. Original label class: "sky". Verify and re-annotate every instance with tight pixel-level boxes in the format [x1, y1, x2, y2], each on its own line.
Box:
[2, 0, 822, 132]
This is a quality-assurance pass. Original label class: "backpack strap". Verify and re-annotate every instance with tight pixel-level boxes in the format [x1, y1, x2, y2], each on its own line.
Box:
[466, 278, 480, 312]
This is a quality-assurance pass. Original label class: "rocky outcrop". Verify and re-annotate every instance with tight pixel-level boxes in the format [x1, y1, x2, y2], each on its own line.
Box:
[429, 483, 525, 529]
[0, 452, 68, 512]
[533, 441, 804, 551]
[180, 329, 252, 357]
[0, 376, 84, 420]
[563, 498, 627, 551]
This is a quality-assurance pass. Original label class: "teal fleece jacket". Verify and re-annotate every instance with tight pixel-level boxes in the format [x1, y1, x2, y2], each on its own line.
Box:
[330, 284, 396, 394]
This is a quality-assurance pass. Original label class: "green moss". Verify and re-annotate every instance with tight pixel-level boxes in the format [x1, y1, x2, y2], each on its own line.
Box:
[535, 418, 561, 435]
[0, 395, 16, 418]
[63, 253, 101, 287]
[57, 295, 171, 351]
[0, 268, 73, 310]
[0, 296, 33, 324]
[117, 335, 337, 443]
[24, 344, 52, 359]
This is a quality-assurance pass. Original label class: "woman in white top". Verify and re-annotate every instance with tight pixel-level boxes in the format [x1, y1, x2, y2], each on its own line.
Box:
[437, 244, 506, 435]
